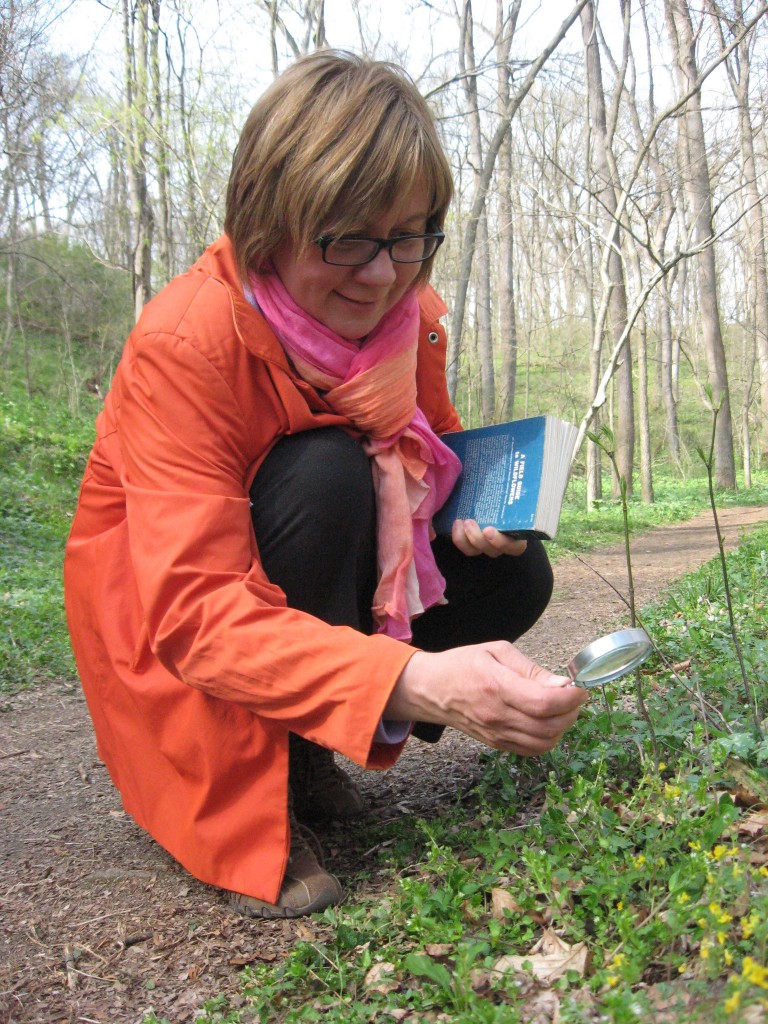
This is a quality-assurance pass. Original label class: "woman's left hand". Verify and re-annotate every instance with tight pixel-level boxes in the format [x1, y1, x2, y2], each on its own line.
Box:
[450, 519, 528, 559]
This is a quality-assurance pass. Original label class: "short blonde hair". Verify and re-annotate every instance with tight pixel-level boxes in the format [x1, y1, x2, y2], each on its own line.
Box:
[225, 50, 453, 286]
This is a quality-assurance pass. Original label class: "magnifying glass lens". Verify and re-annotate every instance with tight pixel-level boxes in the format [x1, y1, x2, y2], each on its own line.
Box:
[567, 628, 652, 688]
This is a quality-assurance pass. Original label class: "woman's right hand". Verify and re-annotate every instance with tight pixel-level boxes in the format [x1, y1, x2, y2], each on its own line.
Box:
[385, 642, 588, 755]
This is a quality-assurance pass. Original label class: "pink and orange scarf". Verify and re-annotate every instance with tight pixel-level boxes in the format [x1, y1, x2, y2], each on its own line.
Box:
[248, 271, 461, 642]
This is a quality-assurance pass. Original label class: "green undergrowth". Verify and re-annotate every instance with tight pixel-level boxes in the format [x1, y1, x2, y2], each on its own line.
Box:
[164, 528, 768, 1024]
[0, 384, 95, 689]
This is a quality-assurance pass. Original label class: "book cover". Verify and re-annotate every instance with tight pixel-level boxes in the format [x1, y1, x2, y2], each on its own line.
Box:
[433, 415, 578, 540]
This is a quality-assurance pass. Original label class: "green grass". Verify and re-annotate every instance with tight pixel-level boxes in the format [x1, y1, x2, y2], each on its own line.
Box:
[173, 529, 768, 1024]
[0, 382, 95, 689]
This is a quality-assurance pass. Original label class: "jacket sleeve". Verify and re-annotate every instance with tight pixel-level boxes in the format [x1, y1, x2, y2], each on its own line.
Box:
[116, 330, 414, 769]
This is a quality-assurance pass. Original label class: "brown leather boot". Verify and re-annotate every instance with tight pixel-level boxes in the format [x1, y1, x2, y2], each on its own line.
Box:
[228, 803, 343, 919]
[289, 734, 365, 823]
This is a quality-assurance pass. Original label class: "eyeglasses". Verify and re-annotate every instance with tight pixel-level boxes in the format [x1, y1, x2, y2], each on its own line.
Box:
[315, 230, 445, 267]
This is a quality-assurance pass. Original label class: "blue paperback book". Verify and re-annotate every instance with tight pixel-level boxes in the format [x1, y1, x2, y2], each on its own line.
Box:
[433, 415, 578, 540]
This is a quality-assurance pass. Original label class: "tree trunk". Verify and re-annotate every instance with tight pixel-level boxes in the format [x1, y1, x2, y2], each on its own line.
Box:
[497, 0, 522, 421]
[580, 1, 635, 497]
[664, 0, 736, 488]
[150, 0, 172, 283]
[459, 0, 495, 422]
[123, 0, 154, 320]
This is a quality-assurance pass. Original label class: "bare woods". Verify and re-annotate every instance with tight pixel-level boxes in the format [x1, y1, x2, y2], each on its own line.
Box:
[2, 0, 767, 497]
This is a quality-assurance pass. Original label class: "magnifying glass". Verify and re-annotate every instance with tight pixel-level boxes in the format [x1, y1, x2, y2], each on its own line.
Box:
[566, 627, 653, 688]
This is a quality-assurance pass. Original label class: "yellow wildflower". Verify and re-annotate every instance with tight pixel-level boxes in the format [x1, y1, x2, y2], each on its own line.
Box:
[759, 866, 768, 879]
[742, 957, 768, 989]
[689, 840, 702, 852]
[717, 931, 728, 945]
[606, 975, 619, 988]
[633, 855, 646, 869]
[678, 892, 691, 905]
[664, 784, 682, 799]
[741, 911, 760, 939]
[658, 762, 667, 772]
[724, 991, 740, 1014]
[725, 950, 734, 966]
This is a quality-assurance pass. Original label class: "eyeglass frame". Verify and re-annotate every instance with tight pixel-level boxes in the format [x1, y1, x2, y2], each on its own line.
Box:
[314, 228, 445, 267]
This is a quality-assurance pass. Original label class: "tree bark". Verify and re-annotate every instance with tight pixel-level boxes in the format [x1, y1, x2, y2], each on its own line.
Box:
[664, 0, 736, 488]
[580, 0, 635, 498]
[123, 0, 154, 320]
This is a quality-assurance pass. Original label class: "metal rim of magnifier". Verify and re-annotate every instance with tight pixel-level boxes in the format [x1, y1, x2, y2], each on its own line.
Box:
[567, 627, 653, 688]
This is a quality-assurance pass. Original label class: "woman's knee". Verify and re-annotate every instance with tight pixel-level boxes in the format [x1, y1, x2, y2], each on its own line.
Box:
[250, 427, 375, 537]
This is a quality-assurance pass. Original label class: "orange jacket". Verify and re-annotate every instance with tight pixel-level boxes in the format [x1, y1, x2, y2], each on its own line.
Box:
[64, 235, 462, 902]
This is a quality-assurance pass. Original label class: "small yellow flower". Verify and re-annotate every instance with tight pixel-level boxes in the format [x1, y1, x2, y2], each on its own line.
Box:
[759, 866, 768, 879]
[742, 957, 768, 989]
[689, 840, 702, 852]
[606, 975, 619, 988]
[741, 911, 760, 939]
[678, 892, 691, 905]
[616, 901, 624, 911]
[733, 864, 743, 879]
[611, 953, 627, 967]
[724, 991, 740, 1014]
[707, 872, 715, 884]
[633, 855, 646, 869]
[664, 784, 682, 799]
[717, 931, 728, 945]
[700, 940, 712, 960]
[725, 950, 734, 966]
[658, 762, 667, 771]
[698, 917, 709, 929]
[709, 902, 723, 917]
[678, 964, 686, 974]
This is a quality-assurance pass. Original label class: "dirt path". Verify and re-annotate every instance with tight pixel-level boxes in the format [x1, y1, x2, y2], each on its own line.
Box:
[2, 506, 767, 1024]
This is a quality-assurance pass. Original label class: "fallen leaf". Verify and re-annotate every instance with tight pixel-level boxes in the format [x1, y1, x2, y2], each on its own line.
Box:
[491, 888, 525, 920]
[295, 923, 315, 941]
[424, 943, 453, 957]
[738, 809, 768, 837]
[520, 988, 562, 1023]
[364, 961, 399, 995]
[493, 927, 589, 985]
[228, 950, 276, 965]
[725, 758, 768, 807]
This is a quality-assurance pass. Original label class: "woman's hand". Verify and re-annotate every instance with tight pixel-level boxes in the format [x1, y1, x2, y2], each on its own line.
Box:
[451, 518, 528, 559]
[386, 642, 588, 755]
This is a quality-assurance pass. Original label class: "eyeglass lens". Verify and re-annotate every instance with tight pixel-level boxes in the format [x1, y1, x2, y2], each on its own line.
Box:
[323, 235, 440, 266]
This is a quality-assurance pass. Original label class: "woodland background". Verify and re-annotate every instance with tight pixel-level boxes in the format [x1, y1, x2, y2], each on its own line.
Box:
[3, 0, 768, 505]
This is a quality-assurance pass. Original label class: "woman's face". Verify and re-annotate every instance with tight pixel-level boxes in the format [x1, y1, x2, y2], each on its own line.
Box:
[272, 184, 431, 340]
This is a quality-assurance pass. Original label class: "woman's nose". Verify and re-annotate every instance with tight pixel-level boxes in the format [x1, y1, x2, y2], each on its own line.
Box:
[353, 247, 398, 285]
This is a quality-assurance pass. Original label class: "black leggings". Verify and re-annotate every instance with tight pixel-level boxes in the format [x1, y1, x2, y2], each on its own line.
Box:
[250, 428, 553, 735]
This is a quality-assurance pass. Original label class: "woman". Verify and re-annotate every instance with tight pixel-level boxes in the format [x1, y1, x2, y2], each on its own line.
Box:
[64, 51, 586, 920]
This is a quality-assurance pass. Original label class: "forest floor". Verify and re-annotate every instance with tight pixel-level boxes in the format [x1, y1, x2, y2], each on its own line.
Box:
[2, 505, 768, 1024]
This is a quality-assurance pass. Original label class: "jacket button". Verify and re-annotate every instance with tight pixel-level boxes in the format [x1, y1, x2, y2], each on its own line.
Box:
[428, 331, 440, 344]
